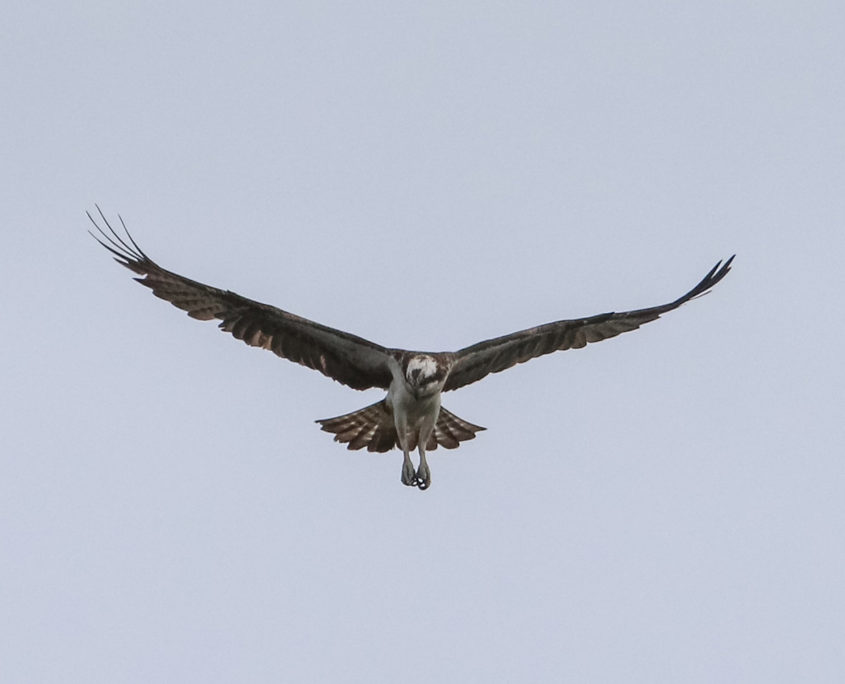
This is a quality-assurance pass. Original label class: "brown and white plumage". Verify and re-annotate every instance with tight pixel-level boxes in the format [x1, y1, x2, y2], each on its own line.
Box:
[89, 207, 733, 490]
[443, 257, 733, 391]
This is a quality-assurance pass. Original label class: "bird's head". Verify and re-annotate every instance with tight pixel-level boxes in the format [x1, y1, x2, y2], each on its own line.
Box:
[404, 355, 447, 398]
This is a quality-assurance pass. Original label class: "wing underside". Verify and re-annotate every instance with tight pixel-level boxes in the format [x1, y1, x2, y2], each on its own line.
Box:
[89, 207, 394, 390]
[91, 208, 732, 396]
[443, 256, 734, 391]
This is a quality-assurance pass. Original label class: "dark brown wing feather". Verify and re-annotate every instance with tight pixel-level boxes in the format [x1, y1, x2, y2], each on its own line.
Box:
[443, 256, 734, 392]
[89, 207, 393, 390]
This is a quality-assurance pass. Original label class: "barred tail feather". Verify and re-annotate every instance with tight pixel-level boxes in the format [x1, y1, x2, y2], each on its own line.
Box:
[316, 402, 485, 452]
[431, 406, 486, 449]
[316, 400, 396, 452]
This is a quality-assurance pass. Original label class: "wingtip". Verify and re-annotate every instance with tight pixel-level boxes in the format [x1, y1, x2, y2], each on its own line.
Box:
[87, 205, 150, 265]
[715, 254, 735, 280]
[670, 254, 735, 307]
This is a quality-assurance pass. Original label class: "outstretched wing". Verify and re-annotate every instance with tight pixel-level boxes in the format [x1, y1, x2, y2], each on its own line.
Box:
[89, 207, 394, 390]
[443, 256, 734, 392]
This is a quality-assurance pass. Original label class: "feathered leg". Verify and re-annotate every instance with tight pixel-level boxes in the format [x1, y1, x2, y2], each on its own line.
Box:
[416, 445, 431, 490]
[396, 414, 418, 487]
[413, 406, 438, 490]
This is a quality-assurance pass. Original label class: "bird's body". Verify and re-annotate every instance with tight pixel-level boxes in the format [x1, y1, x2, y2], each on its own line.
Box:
[90, 208, 733, 490]
[386, 355, 444, 487]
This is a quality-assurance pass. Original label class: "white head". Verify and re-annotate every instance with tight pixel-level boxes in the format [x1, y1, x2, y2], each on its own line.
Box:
[404, 355, 446, 397]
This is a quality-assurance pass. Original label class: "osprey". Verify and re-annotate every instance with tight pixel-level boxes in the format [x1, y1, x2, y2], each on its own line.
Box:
[90, 208, 733, 490]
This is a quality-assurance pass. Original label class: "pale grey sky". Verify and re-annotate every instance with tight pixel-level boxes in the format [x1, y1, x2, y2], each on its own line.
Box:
[2, 1, 844, 682]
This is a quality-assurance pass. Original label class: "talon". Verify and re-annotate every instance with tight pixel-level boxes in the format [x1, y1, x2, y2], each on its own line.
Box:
[401, 462, 418, 487]
[415, 464, 431, 490]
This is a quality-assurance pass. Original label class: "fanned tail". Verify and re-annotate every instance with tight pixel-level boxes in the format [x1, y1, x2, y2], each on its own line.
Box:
[316, 402, 485, 452]
[430, 406, 486, 449]
[316, 400, 397, 452]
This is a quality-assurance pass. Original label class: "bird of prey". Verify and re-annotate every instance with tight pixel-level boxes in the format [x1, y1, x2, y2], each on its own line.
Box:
[89, 208, 733, 491]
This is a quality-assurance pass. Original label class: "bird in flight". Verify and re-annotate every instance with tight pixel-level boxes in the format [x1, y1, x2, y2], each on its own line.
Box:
[90, 207, 733, 491]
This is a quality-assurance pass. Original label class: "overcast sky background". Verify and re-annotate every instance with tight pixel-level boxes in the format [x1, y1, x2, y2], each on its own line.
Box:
[2, 2, 843, 682]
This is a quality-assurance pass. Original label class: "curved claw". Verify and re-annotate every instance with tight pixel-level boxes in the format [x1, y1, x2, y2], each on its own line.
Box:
[401, 461, 418, 487]
[415, 464, 431, 491]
